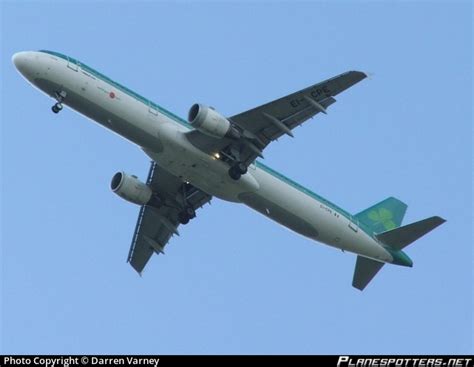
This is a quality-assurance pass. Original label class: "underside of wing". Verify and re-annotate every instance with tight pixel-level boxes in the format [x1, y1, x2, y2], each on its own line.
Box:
[128, 205, 177, 273]
[186, 71, 367, 167]
[230, 71, 366, 145]
[127, 162, 212, 274]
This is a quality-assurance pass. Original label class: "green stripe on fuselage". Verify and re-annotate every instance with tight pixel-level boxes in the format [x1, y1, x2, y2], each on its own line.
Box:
[255, 161, 374, 236]
[39, 50, 374, 237]
[39, 50, 192, 129]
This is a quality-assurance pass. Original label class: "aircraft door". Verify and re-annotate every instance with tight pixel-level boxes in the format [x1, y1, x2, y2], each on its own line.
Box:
[148, 101, 158, 116]
[67, 57, 79, 71]
[349, 216, 359, 232]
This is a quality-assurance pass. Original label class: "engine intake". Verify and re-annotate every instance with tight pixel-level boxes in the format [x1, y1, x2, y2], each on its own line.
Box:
[188, 103, 236, 139]
[111, 172, 152, 206]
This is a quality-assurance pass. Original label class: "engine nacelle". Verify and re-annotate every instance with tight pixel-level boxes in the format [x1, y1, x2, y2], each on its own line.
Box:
[188, 103, 233, 138]
[111, 172, 152, 206]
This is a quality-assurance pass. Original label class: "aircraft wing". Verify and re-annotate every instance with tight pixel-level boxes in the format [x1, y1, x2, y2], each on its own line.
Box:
[186, 71, 367, 165]
[127, 162, 212, 274]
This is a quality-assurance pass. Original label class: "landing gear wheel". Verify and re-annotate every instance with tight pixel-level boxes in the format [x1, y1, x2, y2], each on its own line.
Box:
[51, 103, 63, 114]
[178, 206, 196, 225]
[178, 212, 190, 225]
[184, 206, 196, 219]
[51, 90, 66, 114]
[228, 162, 247, 180]
[228, 166, 241, 180]
[236, 162, 247, 175]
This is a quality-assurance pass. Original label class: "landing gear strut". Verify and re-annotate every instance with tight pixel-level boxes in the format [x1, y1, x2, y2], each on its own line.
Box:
[177, 181, 197, 225]
[228, 162, 247, 180]
[51, 90, 67, 114]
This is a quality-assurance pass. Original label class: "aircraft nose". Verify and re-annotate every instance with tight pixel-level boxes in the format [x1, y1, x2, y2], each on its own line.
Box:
[12, 51, 35, 79]
[13, 52, 27, 70]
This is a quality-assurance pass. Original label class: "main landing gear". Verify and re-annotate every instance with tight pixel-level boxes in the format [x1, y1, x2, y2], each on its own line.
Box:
[177, 182, 197, 225]
[225, 146, 248, 181]
[51, 90, 67, 114]
[178, 206, 196, 225]
[228, 162, 247, 180]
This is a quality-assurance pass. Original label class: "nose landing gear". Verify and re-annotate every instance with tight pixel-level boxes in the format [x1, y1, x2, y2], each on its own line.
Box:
[51, 90, 67, 114]
[51, 103, 63, 114]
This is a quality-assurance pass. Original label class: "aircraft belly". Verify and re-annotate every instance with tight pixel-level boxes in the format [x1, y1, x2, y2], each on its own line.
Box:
[144, 131, 260, 203]
[28, 54, 393, 263]
[241, 167, 393, 262]
[33, 73, 163, 152]
[239, 170, 321, 240]
[34, 58, 259, 203]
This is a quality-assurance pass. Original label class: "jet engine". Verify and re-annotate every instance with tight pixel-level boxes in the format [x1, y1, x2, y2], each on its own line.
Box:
[188, 103, 238, 139]
[111, 172, 152, 206]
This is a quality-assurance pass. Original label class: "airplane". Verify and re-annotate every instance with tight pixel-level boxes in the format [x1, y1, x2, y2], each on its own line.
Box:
[12, 50, 446, 290]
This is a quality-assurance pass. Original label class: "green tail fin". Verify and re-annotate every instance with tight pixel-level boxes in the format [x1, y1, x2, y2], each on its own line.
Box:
[355, 197, 408, 234]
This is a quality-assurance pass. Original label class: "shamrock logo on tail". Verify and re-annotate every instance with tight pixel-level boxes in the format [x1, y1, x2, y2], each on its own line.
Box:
[368, 208, 396, 231]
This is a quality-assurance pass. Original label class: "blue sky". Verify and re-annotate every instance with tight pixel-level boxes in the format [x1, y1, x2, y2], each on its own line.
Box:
[1, 1, 472, 354]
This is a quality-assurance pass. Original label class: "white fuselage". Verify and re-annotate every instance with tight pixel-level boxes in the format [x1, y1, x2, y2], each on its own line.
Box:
[13, 51, 395, 264]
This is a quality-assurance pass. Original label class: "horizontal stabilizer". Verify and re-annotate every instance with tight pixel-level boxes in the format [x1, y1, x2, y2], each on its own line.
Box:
[352, 256, 385, 291]
[376, 216, 446, 250]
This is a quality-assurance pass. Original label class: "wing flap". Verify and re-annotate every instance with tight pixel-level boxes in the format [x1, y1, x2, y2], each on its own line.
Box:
[128, 205, 177, 273]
